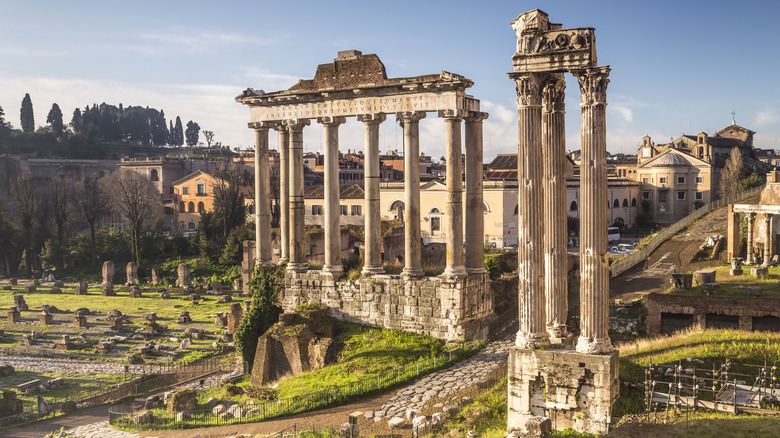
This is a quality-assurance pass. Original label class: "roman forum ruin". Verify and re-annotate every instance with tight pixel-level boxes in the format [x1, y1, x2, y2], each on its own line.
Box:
[237, 50, 494, 341]
[506, 10, 618, 435]
[238, 9, 619, 436]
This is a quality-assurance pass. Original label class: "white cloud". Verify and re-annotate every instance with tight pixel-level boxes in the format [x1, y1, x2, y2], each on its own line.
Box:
[753, 109, 779, 127]
[608, 105, 633, 123]
[124, 31, 279, 55]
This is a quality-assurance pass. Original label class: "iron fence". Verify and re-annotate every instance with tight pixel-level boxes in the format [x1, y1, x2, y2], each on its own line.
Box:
[610, 185, 765, 277]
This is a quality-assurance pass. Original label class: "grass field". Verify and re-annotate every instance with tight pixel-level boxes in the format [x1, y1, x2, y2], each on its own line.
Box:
[673, 264, 780, 298]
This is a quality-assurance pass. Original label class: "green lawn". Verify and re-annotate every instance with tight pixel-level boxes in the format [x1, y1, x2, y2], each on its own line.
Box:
[673, 264, 780, 298]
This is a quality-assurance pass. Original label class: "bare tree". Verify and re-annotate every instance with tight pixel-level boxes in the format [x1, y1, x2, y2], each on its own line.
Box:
[203, 130, 215, 148]
[77, 174, 107, 266]
[103, 170, 161, 267]
[50, 178, 73, 245]
[11, 172, 39, 276]
[213, 164, 248, 239]
[719, 147, 744, 200]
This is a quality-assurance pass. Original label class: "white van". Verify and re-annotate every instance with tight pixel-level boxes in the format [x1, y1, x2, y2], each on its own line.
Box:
[608, 227, 621, 242]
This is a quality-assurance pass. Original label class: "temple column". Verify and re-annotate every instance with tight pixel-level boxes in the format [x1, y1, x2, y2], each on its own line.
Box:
[319, 116, 346, 277]
[746, 213, 754, 264]
[542, 74, 569, 343]
[574, 66, 613, 355]
[440, 110, 467, 278]
[285, 119, 310, 272]
[358, 113, 386, 275]
[251, 122, 273, 267]
[465, 112, 488, 273]
[398, 111, 426, 278]
[277, 125, 290, 263]
[511, 72, 550, 349]
[763, 214, 771, 267]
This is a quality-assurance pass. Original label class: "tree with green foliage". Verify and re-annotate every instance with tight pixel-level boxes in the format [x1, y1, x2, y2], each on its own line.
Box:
[20, 93, 34, 133]
[46, 103, 64, 137]
[185, 120, 200, 146]
[719, 147, 744, 200]
[203, 130, 214, 147]
[235, 266, 283, 371]
[174, 116, 184, 146]
[70, 108, 83, 134]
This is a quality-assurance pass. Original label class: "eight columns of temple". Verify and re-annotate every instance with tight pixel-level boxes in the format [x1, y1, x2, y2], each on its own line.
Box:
[286, 118, 310, 272]
[399, 111, 426, 278]
[746, 213, 754, 264]
[251, 122, 273, 267]
[358, 113, 386, 275]
[541, 74, 569, 343]
[763, 214, 772, 267]
[319, 116, 346, 276]
[277, 125, 291, 263]
[574, 66, 613, 355]
[512, 72, 550, 349]
[441, 110, 467, 278]
[465, 112, 488, 273]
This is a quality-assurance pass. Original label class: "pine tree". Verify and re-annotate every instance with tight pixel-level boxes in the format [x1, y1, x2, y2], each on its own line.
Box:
[185, 120, 200, 146]
[71, 108, 83, 133]
[168, 120, 175, 145]
[46, 103, 64, 137]
[174, 116, 184, 146]
[20, 93, 34, 133]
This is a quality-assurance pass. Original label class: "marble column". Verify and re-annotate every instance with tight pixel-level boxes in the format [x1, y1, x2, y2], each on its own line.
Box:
[440, 110, 467, 278]
[511, 72, 550, 349]
[542, 74, 569, 343]
[763, 214, 771, 267]
[574, 66, 613, 355]
[746, 213, 754, 264]
[465, 112, 488, 273]
[285, 119, 310, 272]
[319, 116, 346, 277]
[398, 111, 426, 278]
[277, 125, 291, 263]
[358, 113, 386, 275]
[251, 122, 273, 267]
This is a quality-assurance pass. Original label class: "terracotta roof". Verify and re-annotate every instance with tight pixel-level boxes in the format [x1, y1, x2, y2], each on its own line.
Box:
[304, 184, 365, 199]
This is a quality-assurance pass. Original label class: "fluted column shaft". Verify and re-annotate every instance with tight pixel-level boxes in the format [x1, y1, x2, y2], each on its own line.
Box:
[251, 123, 272, 266]
[746, 214, 754, 264]
[359, 114, 386, 275]
[441, 112, 466, 278]
[319, 117, 345, 276]
[542, 75, 569, 343]
[278, 127, 290, 263]
[465, 112, 488, 273]
[399, 111, 426, 278]
[763, 214, 771, 267]
[286, 119, 310, 272]
[574, 67, 613, 354]
[512, 72, 550, 349]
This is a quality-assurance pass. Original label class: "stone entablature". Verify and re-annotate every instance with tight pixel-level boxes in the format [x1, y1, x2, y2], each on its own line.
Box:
[281, 271, 493, 341]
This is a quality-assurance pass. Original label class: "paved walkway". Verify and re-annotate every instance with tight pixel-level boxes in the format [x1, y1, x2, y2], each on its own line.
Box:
[0, 355, 172, 375]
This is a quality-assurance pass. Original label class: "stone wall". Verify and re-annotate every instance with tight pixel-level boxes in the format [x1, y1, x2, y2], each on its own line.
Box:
[646, 293, 780, 335]
[383, 227, 446, 269]
[282, 271, 494, 341]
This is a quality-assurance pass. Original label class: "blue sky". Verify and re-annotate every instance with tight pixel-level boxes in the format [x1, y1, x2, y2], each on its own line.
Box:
[2, 1, 779, 161]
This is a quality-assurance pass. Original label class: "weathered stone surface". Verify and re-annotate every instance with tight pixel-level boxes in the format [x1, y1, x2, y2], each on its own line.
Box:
[167, 389, 198, 413]
[226, 302, 243, 334]
[102, 261, 114, 284]
[126, 262, 138, 285]
[177, 264, 190, 287]
[151, 268, 160, 285]
[692, 270, 716, 287]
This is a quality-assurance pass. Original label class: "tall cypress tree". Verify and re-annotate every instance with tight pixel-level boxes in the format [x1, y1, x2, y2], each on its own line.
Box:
[47, 103, 64, 137]
[20, 93, 34, 133]
[71, 108, 83, 133]
[174, 116, 184, 146]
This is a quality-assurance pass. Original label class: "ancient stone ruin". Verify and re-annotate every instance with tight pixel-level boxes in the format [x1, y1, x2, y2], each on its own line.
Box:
[102, 261, 114, 284]
[505, 10, 618, 436]
[126, 262, 138, 286]
[177, 263, 190, 288]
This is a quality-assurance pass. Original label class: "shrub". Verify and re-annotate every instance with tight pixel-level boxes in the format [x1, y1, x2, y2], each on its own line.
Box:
[484, 254, 501, 281]
[234, 266, 284, 372]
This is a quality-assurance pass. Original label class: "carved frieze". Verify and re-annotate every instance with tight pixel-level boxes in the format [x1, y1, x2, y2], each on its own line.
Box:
[575, 67, 610, 106]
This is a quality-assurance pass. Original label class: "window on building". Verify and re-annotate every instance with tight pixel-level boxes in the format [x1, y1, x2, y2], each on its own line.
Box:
[182, 186, 189, 195]
[351, 205, 362, 216]
[179, 202, 185, 213]
[340, 205, 347, 215]
[312, 205, 322, 215]
[642, 177, 651, 184]
[430, 216, 441, 234]
[197, 183, 206, 195]
[631, 198, 637, 206]
[659, 191, 667, 202]
[677, 176, 685, 184]
[695, 192, 703, 200]
[618, 169, 626, 178]
[613, 199, 620, 208]
[150, 169, 159, 181]
[187, 220, 196, 230]
[197, 202, 205, 213]
[659, 177, 668, 184]
[179, 221, 185, 230]
[677, 191, 685, 200]
[570, 201, 578, 211]
[622, 198, 629, 208]
[188, 201, 195, 212]
[169, 186, 174, 195]
[696, 176, 703, 183]
[642, 192, 650, 200]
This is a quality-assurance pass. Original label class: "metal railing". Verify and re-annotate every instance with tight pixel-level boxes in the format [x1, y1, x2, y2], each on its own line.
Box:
[610, 185, 765, 277]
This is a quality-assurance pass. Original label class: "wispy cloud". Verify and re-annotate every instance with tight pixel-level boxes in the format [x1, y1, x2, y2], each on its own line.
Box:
[753, 109, 779, 127]
[609, 105, 633, 123]
[0, 47, 67, 57]
[123, 31, 278, 55]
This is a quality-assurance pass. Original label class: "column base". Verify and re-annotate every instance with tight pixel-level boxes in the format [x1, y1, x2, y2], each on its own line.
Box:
[361, 265, 385, 276]
[547, 325, 574, 346]
[575, 336, 613, 355]
[507, 346, 619, 436]
[441, 266, 468, 280]
[321, 266, 343, 281]
[466, 267, 488, 275]
[515, 331, 551, 349]
[401, 267, 424, 279]
[286, 262, 308, 273]
[255, 259, 275, 269]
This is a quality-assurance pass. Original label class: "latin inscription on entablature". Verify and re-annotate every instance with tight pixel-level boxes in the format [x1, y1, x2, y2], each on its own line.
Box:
[250, 92, 478, 121]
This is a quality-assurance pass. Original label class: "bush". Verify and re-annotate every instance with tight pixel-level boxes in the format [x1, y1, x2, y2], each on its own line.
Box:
[234, 266, 284, 372]
[484, 254, 501, 281]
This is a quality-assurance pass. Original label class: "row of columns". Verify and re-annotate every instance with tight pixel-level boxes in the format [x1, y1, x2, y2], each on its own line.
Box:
[512, 67, 613, 354]
[251, 110, 488, 278]
[741, 212, 772, 267]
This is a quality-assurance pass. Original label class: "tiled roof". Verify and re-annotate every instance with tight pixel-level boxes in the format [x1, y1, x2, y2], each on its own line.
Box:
[304, 184, 365, 198]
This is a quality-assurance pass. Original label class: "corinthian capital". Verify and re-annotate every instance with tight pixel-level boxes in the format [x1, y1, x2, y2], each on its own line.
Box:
[542, 74, 566, 114]
[574, 66, 610, 106]
[510, 72, 544, 107]
[396, 111, 427, 123]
